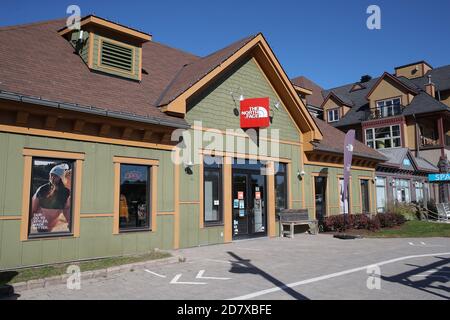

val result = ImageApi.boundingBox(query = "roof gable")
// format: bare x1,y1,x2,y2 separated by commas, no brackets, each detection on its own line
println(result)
160,33,322,142
366,72,418,99
320,92,353,109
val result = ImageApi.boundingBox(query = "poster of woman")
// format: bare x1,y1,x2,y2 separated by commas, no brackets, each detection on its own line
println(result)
29,159,74,235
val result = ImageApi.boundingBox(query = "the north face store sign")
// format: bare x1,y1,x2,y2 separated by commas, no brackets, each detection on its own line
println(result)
240,97,270,128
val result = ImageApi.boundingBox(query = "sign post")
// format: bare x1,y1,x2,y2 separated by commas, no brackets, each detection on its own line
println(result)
343,130,355,228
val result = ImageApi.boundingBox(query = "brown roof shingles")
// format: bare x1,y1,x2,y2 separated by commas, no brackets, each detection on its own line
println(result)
291,76,324,108
0,18,199,127
157,35,256,106
312,118,387,161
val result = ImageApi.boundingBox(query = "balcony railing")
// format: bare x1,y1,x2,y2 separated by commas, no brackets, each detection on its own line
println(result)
421,136,440,148
364,105,404,121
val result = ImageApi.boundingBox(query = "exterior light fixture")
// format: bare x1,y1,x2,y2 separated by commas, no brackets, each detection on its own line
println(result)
297,170,306,179
184,161,193,174
274,101,280,110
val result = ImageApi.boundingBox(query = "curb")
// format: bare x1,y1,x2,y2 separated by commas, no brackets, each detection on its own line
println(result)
1,255,181,295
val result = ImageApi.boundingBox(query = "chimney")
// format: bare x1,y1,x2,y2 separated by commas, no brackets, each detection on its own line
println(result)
425,75,436,98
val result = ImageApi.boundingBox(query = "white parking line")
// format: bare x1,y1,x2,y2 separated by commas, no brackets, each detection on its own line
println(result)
196,270,231,280
144,269,166,278
235,247,262,251
229,252,450,300
170,274,207,285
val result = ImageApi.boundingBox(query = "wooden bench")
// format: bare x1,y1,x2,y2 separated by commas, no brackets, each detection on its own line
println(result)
278,209,318,238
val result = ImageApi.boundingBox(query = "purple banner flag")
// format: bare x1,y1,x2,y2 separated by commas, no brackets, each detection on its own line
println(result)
343,130,355,215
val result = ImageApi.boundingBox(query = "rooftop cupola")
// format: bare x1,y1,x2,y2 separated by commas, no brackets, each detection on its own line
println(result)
58,15,151,81
394,60,432,79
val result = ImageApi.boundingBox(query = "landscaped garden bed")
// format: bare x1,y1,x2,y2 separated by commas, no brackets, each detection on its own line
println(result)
322,212,450,238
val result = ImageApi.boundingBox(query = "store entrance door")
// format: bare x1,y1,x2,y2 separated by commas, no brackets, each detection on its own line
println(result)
232,164,267,239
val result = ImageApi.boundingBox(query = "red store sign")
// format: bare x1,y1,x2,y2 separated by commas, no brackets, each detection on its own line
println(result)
240,97,270,129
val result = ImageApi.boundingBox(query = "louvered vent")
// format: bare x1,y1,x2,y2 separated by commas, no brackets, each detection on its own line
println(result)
100,41,133,72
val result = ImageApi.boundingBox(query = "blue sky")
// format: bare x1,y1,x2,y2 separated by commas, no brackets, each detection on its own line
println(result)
1,0,449,89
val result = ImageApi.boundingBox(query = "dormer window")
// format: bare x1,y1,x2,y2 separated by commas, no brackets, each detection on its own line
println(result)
327,108,340,122
58,15,151,81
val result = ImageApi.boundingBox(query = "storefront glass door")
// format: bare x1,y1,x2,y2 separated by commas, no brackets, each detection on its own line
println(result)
314,176,327,222
232,161,266,239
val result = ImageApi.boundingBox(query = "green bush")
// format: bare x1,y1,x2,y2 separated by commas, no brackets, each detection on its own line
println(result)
386,201,418,221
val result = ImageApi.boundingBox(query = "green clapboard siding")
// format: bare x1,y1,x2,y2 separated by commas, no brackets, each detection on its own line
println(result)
178,55,304,247
0,132,176,269
304,165,375,218
0,216,174,269
186,57,300,142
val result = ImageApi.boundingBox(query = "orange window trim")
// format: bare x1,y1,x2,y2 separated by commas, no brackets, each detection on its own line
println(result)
20,149,84,241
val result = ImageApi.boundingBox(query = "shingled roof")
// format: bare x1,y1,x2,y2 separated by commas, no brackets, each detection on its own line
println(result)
322,70,450,127
0,18,264,130
311,118,387,161
291,76,324,108
0,18,203,127
377,148,438,173
156,35,257,106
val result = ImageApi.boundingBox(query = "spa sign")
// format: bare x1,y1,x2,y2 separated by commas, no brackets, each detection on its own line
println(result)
240,97,270,128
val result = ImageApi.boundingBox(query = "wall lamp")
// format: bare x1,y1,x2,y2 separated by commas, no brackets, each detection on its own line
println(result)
230,88,245,116
184,161,193,175
297,170,306,179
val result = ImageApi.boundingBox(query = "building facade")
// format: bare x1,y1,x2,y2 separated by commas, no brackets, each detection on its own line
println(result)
293,61,450,211
0,16,384,269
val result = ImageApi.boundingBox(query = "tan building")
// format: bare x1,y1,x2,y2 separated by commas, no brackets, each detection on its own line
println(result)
293,61,450,209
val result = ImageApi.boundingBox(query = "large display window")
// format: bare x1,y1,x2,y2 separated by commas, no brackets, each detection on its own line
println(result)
119,164,151,231
203,156,223,226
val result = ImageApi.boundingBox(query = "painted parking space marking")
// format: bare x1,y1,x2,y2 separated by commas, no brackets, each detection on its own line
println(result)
170,274,207,285
408,241,445,247
196,270,231,280
229,252,450,300
235,247,263,251
144,269,167,278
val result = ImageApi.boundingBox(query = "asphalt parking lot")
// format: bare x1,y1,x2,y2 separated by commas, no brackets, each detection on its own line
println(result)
7,234,450,300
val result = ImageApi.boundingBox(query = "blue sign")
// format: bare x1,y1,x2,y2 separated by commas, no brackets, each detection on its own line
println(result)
428,173,450,182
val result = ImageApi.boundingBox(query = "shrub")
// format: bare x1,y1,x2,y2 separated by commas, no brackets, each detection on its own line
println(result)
376,212,406,228
352,214,370,229
322,212,404,233
323,215,346,232
368,215,381,231
386,201,419,220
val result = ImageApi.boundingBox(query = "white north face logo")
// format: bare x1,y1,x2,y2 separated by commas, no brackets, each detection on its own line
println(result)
242,106,269,119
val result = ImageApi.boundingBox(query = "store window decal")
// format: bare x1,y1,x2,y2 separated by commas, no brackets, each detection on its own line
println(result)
29,158,74,236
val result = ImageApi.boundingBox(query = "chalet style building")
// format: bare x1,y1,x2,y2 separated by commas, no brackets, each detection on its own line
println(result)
0,15,386,269
293,61,450,212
